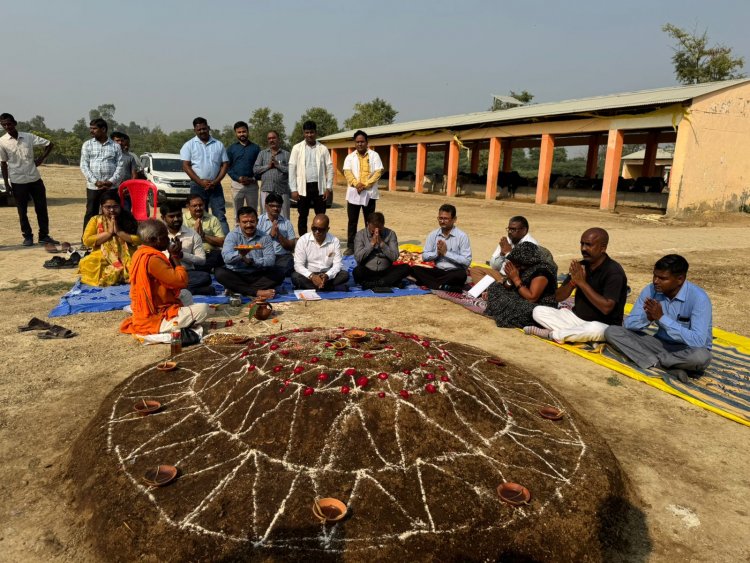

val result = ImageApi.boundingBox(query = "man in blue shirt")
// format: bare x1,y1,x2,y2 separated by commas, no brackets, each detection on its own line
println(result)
605,254,712,384
180,117,230,235
214,206,283,300
226,121,261,220
257,192,296,277
411,204,472,290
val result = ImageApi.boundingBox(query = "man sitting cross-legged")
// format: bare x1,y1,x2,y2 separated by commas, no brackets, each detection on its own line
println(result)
411,203,472,291
292,214,349,291
215,206,283,300
605,254,712,384
182,193,225,273
528,227,628,343
352,211,410,289
257,192,297,278
120,219,209,336
160,200,214,296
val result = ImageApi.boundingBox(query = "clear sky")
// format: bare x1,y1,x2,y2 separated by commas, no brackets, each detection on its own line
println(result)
4,0,748,133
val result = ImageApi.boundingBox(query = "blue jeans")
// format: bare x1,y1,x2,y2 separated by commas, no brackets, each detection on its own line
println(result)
190,182,229,235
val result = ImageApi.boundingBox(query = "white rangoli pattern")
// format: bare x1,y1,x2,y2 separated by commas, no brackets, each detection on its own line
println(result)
106,329,587,554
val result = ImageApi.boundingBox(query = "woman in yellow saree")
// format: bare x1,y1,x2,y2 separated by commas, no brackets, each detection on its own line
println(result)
79,190,141,286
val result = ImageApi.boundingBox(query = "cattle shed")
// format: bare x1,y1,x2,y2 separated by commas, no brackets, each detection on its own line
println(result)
320,79,750,215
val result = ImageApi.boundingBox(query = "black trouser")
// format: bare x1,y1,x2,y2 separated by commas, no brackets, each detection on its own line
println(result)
84,188,106,233
187,269,215,295
297,182,327,235
346,199,376,250
353,264,410,288
215,266,284,297
195,248,224,274
410,266,467,290
273,253,294,278
291,270,350,291
13,179,50,240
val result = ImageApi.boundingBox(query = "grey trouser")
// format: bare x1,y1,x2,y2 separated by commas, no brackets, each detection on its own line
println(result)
605,326,712,373
230,180,259,220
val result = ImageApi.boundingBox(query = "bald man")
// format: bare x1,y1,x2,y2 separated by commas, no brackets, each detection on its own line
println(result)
527,228,628,343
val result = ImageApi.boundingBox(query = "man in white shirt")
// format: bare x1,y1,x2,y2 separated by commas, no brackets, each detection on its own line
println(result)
470,215,541,284
292,214,349,291
0,113,59,246
160,200,214,296
342,130,384,255
288,121,333,236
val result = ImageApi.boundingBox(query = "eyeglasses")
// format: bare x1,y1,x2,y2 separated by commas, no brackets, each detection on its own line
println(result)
102,205,120,211
311,226,328,233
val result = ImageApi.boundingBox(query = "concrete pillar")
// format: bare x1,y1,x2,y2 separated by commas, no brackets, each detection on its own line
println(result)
331,149,342,186
600,129,624,211
585,134,600,178
535,134,555,205
485,137,501,200
642,131,659,177
501,140,513,172
415,143,427,194
389,144,399,191
446,140,460,197
470,141,480,174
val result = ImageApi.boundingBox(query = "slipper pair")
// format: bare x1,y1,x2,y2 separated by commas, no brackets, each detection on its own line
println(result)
44,242,73,254
43,253,81,269
17,317,77,339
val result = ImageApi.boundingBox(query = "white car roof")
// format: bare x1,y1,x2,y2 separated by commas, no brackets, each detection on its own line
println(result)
142,153,182,159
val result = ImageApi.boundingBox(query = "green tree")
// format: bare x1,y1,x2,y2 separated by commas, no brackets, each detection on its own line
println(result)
72,118,89,141
662,23,745,84
290,107,339,144
343,98,398,131
247,107,287,147
89,103,120,130
490,90,534,111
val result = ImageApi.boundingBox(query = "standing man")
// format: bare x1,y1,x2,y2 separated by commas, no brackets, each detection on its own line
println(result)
182,193,225,272
180,117,230,235
254,130,291,219
160,200,214,296
605,254,712,384
226,121,261,219
529,228,628,343
288,121,333,235
111,132,143,181
0,113,59,246
80,118,124,233
342,130,383,255
257,192,296,277
412,204,472,290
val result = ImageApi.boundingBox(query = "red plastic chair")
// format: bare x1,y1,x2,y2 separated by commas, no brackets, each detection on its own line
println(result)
119,180,159,221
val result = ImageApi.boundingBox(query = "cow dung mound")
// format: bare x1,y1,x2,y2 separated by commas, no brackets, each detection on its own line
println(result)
68,327,628,562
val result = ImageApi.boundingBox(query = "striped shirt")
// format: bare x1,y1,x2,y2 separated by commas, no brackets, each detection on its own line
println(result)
253,148,290,194
80,138,124,190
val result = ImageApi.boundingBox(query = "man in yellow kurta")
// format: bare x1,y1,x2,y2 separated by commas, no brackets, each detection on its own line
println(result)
342,130,383,255
120,219,209,336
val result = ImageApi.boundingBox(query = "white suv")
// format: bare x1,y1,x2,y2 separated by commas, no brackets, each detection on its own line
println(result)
140,152,193,205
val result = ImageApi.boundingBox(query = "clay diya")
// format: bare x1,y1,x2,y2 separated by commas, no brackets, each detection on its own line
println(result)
133,399,161,415
143,465,178,487
344,329,367,342
312,497,347,523
231,336,251,344
156,361,177,372
539,406,565,421
332,340,348,350
497,482,531,506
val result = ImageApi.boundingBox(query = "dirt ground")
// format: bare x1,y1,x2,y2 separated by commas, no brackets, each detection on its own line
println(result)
1,165,749,562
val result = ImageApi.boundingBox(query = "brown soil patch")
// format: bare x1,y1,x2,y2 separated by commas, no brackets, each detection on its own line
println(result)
69,328,626,562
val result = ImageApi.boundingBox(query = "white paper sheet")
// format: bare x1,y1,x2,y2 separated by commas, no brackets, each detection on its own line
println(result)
294,289,322,301
468,274,495,298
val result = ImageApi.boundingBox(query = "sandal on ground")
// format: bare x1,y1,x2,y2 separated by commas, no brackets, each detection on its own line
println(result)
18,317,53,332
43,256,68,269
37,325,77,339
44,242,61,253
